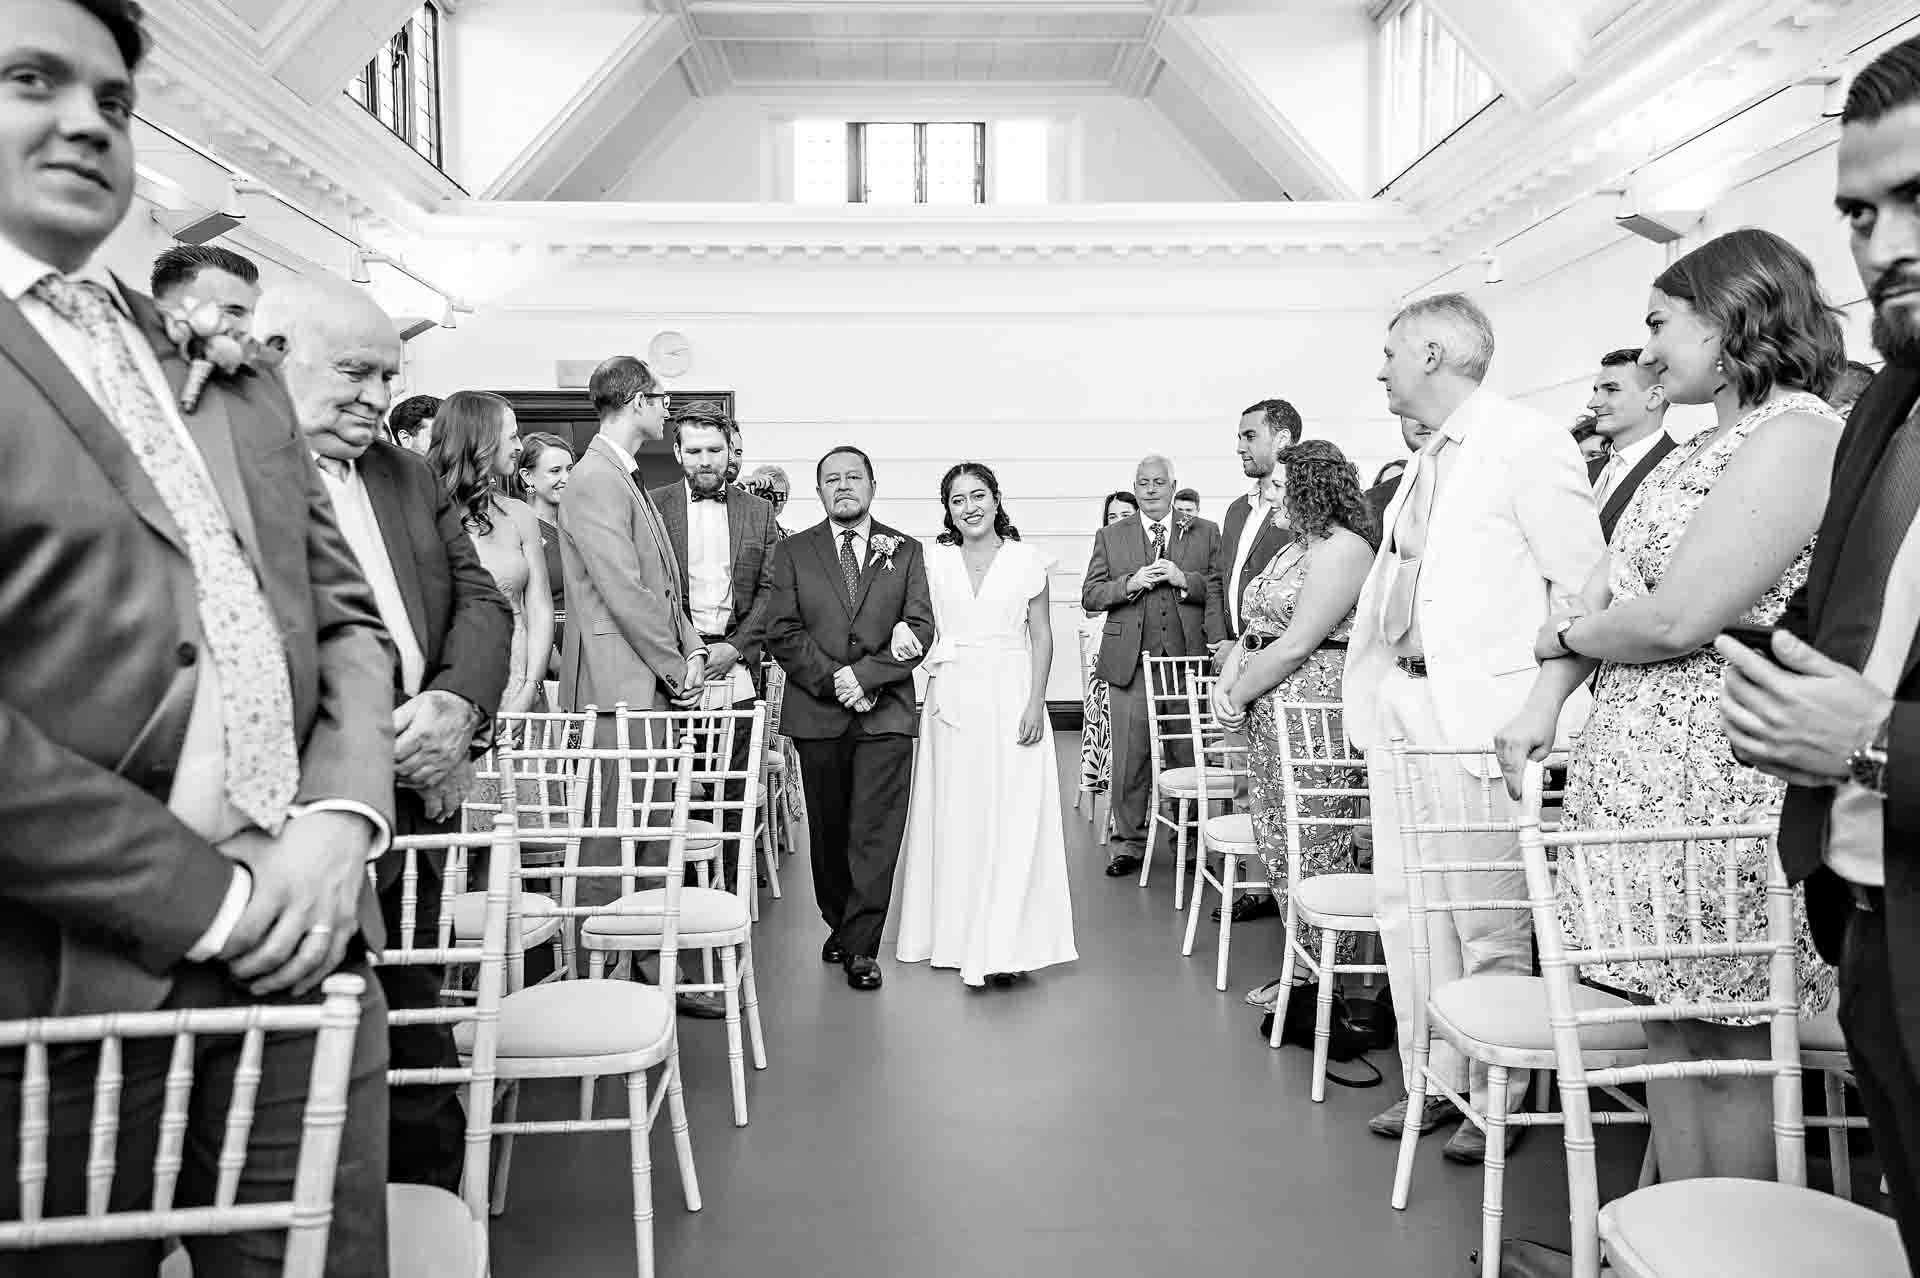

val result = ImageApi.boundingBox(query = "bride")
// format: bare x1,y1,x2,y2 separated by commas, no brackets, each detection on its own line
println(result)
891,463,1078,988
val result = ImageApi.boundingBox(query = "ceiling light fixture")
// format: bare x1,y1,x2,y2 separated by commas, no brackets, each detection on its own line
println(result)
1482,255,1504,285
349,250,371,284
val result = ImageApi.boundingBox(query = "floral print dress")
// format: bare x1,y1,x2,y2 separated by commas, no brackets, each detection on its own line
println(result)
1559,392,1840,1019
1242,538,1359,965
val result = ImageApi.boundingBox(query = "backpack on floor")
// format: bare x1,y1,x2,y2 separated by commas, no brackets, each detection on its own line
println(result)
1259,988,1383,1088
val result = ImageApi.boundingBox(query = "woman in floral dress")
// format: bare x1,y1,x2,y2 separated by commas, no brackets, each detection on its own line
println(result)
1080,492,1140,816
1496,228,1845,1183
1212,442,1377,1003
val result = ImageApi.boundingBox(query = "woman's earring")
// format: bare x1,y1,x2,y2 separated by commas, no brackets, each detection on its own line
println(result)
1715,358,1725,373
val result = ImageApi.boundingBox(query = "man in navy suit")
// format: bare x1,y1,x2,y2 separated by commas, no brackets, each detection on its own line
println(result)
1586,347,1680,542
1206,399,1301,660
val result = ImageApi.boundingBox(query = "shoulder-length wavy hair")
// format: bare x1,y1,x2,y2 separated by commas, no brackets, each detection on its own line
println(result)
1100,490,1138,528
937,462,1021,546
1652,228,1846,406
427,389,514,536
1280,440,1376,548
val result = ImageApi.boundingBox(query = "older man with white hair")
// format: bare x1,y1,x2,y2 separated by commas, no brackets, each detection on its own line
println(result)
1082,453,1221,878
1344,293,1602,1159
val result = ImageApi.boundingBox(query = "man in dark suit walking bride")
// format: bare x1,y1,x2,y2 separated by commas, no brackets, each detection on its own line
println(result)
766,446,934,990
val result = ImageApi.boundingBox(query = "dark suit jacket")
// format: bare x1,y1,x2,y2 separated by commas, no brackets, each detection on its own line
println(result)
1778,363,1920,1039
1205,497,1290,644
650,482,780,686
1596,433,1678,542
1082,513,1218,687
0,283,396,1018
766,521,933,739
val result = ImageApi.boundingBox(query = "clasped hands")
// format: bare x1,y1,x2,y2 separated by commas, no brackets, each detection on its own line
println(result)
834,666,876,713
216,810,373,999
1128,558,1184,596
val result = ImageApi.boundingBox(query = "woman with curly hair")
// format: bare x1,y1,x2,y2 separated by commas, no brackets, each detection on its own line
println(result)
891,463,1078,988
426,391,554,717
1495,226,1844,1182
1211,440,1378,1007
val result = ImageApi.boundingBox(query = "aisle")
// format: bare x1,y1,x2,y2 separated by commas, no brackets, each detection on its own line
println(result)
487,739,1620,1277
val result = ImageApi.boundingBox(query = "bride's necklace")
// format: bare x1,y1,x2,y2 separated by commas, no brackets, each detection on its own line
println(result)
961,536,1003,587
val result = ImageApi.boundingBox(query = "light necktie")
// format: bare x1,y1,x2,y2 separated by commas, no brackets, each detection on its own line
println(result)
839,528,862,604
1817,405,1920,666
1594,453,1628,507
1381,434,1448,645
34,275,298,832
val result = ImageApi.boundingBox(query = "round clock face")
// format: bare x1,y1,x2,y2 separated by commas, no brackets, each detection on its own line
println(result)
648,330,692,378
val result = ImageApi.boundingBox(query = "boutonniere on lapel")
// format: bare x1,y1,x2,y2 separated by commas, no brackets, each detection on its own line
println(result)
157,299,255,414
870,533,902,571
1172,515,1193,540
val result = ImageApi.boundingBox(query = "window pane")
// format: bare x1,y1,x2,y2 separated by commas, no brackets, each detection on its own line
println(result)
924,123,980,205
992,119,1048,203
1379,0,1495,176
793,120,848,203
861,123,915,204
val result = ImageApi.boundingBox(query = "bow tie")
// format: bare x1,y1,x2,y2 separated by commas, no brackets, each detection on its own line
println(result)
690,486,728,503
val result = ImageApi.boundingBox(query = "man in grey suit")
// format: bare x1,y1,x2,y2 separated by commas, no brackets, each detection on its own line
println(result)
0,2,395,1271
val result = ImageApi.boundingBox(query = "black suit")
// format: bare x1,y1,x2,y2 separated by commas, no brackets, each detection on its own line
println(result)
1776,361,1920,1257
356,441,512,1191
1594,433,1679,541
1205,497,1290,644
766,521,933,956
649,482,780,684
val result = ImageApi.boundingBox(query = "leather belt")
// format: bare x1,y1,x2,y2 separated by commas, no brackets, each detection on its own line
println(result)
1395,656,1428,678
1241,633,1347,653
1850,882,1886,913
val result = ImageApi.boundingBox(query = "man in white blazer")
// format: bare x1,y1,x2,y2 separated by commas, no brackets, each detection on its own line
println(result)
1343,293,1603,1160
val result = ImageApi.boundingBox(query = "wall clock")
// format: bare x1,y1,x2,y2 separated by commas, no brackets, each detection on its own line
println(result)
648,330,693,378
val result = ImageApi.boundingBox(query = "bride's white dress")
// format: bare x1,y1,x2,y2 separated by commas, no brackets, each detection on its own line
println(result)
894,540,1078,985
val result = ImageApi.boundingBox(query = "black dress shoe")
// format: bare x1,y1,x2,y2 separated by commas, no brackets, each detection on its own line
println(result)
821,938,846,965
844,956,882,990
1213,893,1280,923
1104,853,1142,877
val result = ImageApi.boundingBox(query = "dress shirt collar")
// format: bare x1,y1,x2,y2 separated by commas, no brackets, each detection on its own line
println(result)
1431,382,1502,446
830,516,872,544
1606,424,1673,474
0,236,125,313
312,452,357,481
598,433,641,476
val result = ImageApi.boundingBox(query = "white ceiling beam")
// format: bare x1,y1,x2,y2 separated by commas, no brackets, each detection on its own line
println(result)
1421,0,1585,111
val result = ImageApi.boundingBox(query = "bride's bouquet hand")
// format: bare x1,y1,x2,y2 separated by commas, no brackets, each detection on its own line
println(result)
890,622,924,661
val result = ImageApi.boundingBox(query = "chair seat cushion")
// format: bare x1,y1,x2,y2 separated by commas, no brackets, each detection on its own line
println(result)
1600,1178,1905,1278
388,1183,482,1278
455,979,672,1058
581,888,749,939
1203,813,1256,847
1158,767,1237,798
1429,973,1645,1054
1800,1007,1846,1054
450,891,560,947
1294,873,1375,920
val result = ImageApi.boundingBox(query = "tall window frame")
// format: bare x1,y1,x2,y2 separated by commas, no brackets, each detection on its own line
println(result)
1375,0,1497,182
346,2,445,170
845,122,986,205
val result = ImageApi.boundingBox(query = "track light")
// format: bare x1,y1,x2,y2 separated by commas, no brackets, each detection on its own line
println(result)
1822,77,1846,119
1482,255,1504,285
1613,180,1639,223
439,299,458,330
349,250,371,284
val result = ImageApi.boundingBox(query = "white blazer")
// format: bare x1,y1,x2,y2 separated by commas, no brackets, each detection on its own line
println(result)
1343,384,1605,767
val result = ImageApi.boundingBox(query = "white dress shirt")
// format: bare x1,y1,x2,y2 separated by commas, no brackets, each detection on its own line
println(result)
1824,506,1920,887
317,458,426,696
0,238,384,962
1594,426,1672,506
684,484,756,703
1226,481,1280,634
832,516,873,571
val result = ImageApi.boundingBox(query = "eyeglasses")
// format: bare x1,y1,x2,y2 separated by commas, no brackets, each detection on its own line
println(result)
633,390,671,407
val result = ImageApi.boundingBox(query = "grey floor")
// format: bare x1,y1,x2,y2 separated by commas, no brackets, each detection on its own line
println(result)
487,740,1647,1278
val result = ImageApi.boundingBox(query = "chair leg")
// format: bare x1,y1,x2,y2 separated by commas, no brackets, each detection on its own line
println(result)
742,936,768,1070
1310,931,1339,1103
1139,781,1161,890
1269,922,1301,1052
1824,1071,1853,1201
720,946,748,1128
582,949,609,1119
1215,853,1237,991
1637,1128,1659,1188
665,1052,701,1211
764,795,784,900
1181,848,1208,958
1097,793,1111,847
1392,1034,1431,1210
490,1082,519,1217
1481,1065,1511,1278
625,1071,657,1278
1172,801,1190,912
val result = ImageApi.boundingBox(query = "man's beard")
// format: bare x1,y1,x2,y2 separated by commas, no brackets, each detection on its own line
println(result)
689,470,725,494
1873,304,1920,367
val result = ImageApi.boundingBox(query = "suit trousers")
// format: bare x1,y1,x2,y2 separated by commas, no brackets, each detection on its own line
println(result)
1839,902,1920,1269
0,958,390,1278
795,729,915,958
1104,664,1193,854
375,792,464,1193
1366,669,1532,1110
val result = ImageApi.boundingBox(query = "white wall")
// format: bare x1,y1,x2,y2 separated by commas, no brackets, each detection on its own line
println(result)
404,251,1408,699
597,95,1236,203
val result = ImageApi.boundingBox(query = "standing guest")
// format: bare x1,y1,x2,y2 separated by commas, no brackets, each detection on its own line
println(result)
254,280,512,1194
1211,442,1377,1004
1587,347,1680,541
1344,292,1602,1160
514,430,573,652
1366,416,1432,528
1174,487,1202,520
893,463,1077,987
1102,489,1140,527
744,463,793,534
1206,400,1301,662
1571,414,1610,465
766,446,934,992
0,5,398,1267
388,392,439,456
1832,357,1879,418
1717,41,1920,1265
1079,491,1140,808
1496,228,1844,1185
1083,454,1221,879
426,392,553,719
149,243,259,336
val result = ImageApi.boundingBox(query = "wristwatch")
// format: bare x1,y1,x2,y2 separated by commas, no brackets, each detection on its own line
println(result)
1847,714,1892,797
1555,616,1582,657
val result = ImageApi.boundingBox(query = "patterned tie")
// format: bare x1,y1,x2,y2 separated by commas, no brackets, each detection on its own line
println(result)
689,485,727,503
1148,521,1167,562
33,275,299,832
839,528,862,605
1817,406,1920,666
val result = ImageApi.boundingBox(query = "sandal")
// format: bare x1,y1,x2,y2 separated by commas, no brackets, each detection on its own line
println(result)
1244,976,1287,1008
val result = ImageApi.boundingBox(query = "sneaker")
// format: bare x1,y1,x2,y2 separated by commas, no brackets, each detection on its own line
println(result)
1442,1118,1524,1164
1367,1093,1463,1138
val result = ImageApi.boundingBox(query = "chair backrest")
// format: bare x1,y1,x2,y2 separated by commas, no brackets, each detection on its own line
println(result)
466,711,598,866
1273,701,1370,880
1517,765,1795,1278
0,975,366,1274
501,728,700,994
1145,655,1215,771
625,704,766,903
370,811,518,1224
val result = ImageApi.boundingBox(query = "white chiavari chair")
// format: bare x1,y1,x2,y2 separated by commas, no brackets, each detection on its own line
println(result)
1389,745,1654,1278
1142,655,1236,909
374,813,515,1278
582,706,770,1127
1184,682,1261,988
469,736,703,1278
1517,767,1905,1278
0,976,365,1277
1264,703,1387,1099
1798,1009,1868,1199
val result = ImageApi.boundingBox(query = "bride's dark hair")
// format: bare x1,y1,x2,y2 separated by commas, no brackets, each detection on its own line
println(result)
936,462,1021,546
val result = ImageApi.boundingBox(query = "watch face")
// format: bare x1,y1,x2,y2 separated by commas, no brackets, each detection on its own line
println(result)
1850,747,1887,791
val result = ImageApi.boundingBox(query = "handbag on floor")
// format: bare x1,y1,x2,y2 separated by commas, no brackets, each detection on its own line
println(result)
1258,987,1383,1087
